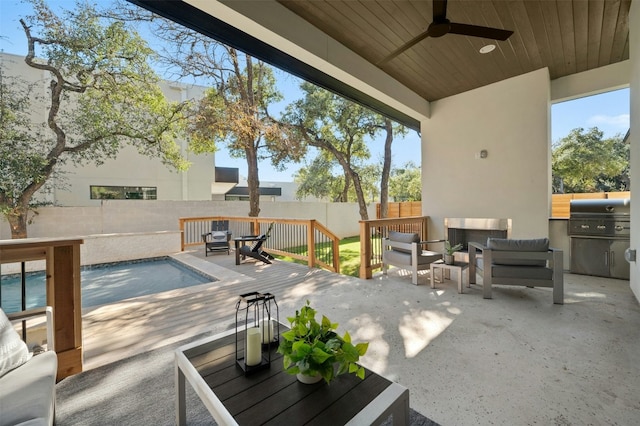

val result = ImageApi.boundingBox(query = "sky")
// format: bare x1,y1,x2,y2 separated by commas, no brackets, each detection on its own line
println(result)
0,0,631,182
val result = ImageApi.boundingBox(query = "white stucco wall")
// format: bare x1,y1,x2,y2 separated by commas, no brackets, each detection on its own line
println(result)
629,0,639,300
54,144,214,206
421,68,551,240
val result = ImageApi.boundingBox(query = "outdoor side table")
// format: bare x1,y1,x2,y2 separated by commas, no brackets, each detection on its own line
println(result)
430,260,470,293
175,327,410,425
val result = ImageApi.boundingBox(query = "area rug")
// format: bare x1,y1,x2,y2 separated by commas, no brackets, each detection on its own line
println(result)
56,331,438,425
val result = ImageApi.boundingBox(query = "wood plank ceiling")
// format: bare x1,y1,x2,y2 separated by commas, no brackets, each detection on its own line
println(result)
277,0,631,102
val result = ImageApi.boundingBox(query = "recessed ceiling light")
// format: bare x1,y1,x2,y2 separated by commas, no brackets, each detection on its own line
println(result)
479,44,496,54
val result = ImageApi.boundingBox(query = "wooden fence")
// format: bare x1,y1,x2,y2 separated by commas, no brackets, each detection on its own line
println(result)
376,201,422,219
378,192,631,220
551,191,631,218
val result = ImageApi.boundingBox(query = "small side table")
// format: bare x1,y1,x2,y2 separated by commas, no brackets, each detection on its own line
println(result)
430,260,470,294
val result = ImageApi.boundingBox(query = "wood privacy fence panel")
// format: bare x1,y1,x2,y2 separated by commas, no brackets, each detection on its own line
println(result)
379,193,630,220
551,191,631,218
376,201,422,218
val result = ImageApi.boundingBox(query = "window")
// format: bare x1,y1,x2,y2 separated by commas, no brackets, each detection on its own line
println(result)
90,186,157,200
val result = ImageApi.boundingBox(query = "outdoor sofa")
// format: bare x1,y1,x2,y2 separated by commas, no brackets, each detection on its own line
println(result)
0,307,57,426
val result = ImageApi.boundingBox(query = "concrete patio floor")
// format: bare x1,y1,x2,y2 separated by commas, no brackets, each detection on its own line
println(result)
78,249,640,425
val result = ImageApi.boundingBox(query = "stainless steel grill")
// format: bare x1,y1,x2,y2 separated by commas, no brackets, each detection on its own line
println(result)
569,198,630,279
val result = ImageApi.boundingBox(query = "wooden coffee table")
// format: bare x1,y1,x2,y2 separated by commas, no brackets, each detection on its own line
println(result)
175,327,410,425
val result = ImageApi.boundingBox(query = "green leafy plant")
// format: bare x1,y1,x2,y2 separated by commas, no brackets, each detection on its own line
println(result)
445,240,463,255
277,300,369,384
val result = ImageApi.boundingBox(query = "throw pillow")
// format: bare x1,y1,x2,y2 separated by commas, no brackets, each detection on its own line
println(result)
0,308,32,377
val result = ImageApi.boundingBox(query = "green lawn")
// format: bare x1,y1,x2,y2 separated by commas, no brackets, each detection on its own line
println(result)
277,236,361,277
337,236,361,277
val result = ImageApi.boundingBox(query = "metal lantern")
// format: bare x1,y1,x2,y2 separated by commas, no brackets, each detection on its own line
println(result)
260,292,280,348
235,292,273,375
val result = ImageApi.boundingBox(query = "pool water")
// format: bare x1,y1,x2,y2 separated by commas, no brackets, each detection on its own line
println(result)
0,258,214,313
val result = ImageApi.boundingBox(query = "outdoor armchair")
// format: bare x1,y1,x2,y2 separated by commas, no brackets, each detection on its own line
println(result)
382,231,445,285
468,238,564,304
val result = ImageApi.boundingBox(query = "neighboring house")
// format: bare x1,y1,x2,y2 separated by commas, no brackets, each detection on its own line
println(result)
1,52,301,206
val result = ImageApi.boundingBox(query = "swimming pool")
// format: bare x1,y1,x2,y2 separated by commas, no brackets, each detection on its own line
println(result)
0,257,215,313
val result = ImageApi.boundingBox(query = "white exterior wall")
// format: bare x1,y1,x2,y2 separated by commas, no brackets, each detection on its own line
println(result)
422,69,551,240
630,0,639,300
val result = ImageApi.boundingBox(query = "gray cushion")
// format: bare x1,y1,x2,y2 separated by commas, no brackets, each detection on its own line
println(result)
388,231,419,254
492,265,553,280
487,238,549,266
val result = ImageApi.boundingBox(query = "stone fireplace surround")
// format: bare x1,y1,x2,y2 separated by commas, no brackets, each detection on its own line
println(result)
444,218,512,255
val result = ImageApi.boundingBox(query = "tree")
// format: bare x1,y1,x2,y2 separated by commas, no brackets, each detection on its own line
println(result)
294,155,339,201
283,83,386,220
0,0,190,238
294,154,380,203
552,127,629,193
377,117,408,217
389,162,422,201
187,53,301,216
114,3,305,217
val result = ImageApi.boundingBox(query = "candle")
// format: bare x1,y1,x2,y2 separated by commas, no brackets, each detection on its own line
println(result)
260,319,274,344
245,327,262,366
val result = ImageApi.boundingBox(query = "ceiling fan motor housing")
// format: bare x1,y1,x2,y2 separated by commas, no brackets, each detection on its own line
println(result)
428,19,451,38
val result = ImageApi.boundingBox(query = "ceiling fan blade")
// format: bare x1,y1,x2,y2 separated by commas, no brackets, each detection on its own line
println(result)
433,0,448,21
448,22,513,41
377,29,430,66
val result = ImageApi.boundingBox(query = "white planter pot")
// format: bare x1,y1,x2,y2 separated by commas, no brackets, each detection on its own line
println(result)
296,373,322,384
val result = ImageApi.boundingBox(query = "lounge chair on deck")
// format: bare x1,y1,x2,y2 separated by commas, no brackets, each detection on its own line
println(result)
239,222,275,264
202,220,232,256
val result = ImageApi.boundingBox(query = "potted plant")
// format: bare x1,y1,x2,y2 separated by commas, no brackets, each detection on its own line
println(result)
444,240,463,265
277,300,369,384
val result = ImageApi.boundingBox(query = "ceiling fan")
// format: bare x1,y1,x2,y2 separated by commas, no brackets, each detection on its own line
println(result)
378,0,513,66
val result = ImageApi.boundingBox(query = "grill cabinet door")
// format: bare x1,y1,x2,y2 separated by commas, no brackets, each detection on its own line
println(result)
570,238,610,277
609,240,630,280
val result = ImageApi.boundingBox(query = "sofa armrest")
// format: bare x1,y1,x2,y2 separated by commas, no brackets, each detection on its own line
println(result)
468,242,486,251
8,307,54,352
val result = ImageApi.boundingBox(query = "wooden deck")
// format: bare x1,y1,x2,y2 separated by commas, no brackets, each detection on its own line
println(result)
81,249,364,370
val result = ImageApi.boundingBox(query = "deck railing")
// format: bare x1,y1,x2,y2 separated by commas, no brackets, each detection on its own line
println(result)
359,216,430,279
179,217,340,273
0,237,84,379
